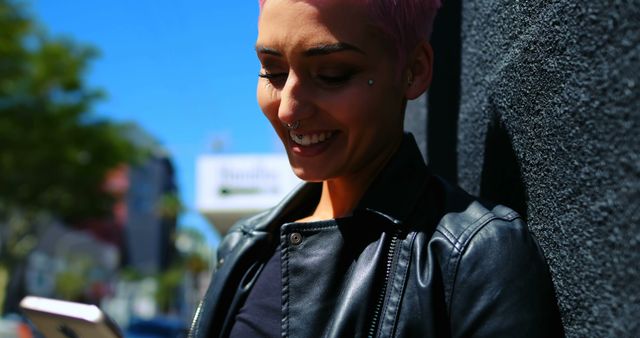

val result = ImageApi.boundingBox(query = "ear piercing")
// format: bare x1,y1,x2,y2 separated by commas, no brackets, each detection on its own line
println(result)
368,79,375,86
286,121,300,130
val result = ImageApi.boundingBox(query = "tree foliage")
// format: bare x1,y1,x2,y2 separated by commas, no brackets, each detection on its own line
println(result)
0,0,142,222
0,0,150,288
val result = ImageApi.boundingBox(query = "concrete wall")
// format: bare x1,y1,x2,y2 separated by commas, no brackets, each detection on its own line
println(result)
406,1,640,337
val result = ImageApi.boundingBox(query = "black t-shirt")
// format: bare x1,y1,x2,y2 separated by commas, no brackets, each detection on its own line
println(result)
228,247,281,338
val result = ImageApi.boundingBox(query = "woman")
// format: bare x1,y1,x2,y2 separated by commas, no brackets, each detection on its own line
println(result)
190,0,564,337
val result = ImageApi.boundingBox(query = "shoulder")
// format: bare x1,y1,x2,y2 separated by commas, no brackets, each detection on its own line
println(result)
214,209,273,270
423,177,549,302
425,175,530,256
435,200,541,298
435,200,526,256
423,181,563,336
433,200,536,287
214,182,320,270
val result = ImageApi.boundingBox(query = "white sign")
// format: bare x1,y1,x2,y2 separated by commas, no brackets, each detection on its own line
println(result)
196,154,301,232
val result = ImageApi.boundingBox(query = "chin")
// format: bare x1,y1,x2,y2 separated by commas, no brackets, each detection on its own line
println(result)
290,165,328,183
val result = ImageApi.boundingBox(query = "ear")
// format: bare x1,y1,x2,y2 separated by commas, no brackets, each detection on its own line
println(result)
404,41,433,100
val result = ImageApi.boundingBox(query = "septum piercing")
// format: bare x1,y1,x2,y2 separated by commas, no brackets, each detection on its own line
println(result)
286,120,300,130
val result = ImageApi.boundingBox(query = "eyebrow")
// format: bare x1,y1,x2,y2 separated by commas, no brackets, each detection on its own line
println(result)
255,42,366,57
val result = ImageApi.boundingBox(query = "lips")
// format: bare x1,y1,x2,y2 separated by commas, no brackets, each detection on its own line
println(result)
289,130,334,146
287,130,338,158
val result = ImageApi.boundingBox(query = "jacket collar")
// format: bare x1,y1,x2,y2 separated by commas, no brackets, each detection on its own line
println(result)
354,132,430,225
251,133,430,232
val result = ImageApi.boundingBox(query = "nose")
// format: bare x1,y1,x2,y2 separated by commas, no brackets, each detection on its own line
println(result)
278,72,314,126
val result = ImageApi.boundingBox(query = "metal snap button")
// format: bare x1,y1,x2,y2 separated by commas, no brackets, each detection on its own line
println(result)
289,232,303,245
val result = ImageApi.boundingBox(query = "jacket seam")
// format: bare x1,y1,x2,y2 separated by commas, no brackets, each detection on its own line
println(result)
445,215,520,317
377,235,403,338
288,225,339,232
281,242,290,338
436,209,519,256
390,232,417,338
453,212,494,250
435,226,457,249
440,211,494,295
444,215,492,315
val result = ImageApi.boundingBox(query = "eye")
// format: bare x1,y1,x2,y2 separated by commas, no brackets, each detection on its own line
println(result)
258,72,287,88
316,73,353,86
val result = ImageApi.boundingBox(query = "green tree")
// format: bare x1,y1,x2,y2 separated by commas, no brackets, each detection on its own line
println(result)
155,227,211,314
0,0,146,311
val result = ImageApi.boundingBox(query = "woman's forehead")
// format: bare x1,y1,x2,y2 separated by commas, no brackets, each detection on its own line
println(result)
259,0,370,29
257,0,378,52
259,0,367,11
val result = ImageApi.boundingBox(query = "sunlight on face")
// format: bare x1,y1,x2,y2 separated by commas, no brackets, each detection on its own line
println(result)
256,0,406,183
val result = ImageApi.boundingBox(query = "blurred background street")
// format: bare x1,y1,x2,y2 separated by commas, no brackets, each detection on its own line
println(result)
0,1,298,336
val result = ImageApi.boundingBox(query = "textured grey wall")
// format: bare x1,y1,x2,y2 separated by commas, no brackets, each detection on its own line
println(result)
404,93,427,157
422,0,640,337
459,2,640,337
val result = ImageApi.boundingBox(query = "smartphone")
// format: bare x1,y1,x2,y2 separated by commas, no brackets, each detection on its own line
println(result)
19,296,123,338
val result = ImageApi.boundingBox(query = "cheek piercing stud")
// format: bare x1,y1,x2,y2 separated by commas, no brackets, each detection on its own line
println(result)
368,79,375,86
286,121,300,130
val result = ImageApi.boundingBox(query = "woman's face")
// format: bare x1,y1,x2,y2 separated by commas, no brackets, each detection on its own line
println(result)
256,0,406,182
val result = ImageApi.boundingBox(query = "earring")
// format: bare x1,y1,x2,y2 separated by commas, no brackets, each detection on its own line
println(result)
368,79,375,86
286,121,300,130
407,72,414,85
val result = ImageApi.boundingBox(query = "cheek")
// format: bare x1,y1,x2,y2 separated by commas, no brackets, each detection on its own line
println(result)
257,82,287,140
257,82,280,122
323,89,394,129
318,89,374,125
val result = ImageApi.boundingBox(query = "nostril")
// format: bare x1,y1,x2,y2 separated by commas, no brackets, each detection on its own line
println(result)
286,121,301,130
276,78,316,124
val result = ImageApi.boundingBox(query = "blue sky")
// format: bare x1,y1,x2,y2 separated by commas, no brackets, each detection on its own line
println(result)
32,1,283,246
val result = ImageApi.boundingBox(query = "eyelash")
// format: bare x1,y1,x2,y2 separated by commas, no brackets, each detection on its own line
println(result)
258,72,286,79
317,74,353,85
258,72,354,87
258,72,287,88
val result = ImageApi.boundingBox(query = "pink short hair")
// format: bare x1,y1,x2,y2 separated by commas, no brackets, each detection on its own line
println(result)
258,0,442,67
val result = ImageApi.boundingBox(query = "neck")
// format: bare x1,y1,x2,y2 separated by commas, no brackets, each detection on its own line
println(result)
298,135,403,222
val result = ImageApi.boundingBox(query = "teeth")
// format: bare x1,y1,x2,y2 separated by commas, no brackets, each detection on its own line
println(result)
290,131,334,146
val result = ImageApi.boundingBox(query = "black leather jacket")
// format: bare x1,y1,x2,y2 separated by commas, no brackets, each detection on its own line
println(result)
189,134,564,338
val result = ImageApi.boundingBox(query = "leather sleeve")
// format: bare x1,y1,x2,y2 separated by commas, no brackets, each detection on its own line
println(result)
447,216,565,338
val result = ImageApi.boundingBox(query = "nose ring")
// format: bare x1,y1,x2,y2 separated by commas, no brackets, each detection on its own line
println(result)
286,121,300,130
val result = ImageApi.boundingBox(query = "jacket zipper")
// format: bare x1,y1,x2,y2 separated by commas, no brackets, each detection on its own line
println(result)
367,229,401,338
188,300,204,337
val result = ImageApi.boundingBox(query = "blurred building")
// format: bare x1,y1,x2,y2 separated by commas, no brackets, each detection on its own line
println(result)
196,154,300,235
25,221,120,302
19,153,178,309
124,156,178,275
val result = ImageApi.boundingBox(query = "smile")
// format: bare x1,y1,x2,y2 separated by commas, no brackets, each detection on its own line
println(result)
289,130,334,146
